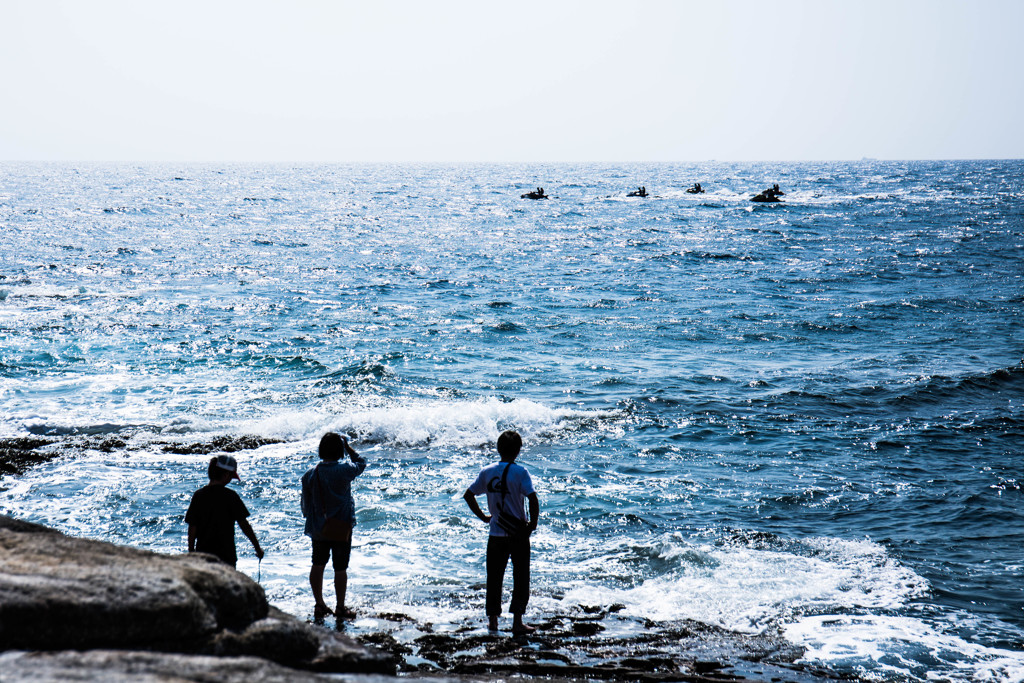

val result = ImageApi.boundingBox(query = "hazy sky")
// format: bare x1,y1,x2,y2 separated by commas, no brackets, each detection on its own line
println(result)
2,1,1022,162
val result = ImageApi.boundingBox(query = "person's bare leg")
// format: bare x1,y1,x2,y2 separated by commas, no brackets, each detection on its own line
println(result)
335,570,356,619
488,615,499,631
512,613,535,635
310,564,333,619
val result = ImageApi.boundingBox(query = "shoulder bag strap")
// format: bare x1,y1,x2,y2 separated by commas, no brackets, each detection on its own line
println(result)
498,462,513,514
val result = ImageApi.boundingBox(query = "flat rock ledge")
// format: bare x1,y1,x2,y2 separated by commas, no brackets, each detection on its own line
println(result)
357,609,833,683
0,515,395,680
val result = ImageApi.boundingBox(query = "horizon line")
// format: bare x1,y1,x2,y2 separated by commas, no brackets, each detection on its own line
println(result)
2,157,1023,165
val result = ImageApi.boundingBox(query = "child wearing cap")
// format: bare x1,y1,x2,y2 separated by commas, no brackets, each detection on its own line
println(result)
185,454,264,568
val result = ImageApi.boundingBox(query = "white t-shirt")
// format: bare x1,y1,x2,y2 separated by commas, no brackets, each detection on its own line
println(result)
468,461,535,537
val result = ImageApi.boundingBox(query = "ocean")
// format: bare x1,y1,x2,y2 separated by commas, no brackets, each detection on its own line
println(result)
1,160,1022,681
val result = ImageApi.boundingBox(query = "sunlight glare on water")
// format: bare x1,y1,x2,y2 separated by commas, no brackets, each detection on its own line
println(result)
1,161,1023,681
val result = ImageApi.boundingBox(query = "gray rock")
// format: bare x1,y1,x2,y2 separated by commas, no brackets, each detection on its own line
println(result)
0,515,266,651
0,649,339,682
0,516,396,677
212,607,321,664
213,606,396,674
309,626,399,674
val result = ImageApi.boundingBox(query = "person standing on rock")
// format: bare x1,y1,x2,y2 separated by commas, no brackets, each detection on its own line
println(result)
301,432,367,621
463,430,540,635
185,454,264,568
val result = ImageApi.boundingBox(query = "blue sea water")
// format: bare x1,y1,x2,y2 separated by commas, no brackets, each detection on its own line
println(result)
1,161,1023,681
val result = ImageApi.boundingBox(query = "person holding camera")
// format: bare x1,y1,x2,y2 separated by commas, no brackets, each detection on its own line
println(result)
301,432,367,621
463,430,540,634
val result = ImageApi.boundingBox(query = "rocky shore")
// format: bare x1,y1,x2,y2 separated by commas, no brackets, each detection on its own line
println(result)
0,437,851,683
0,512,852,683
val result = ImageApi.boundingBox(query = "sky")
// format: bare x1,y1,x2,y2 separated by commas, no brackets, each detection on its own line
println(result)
1,0,1022,162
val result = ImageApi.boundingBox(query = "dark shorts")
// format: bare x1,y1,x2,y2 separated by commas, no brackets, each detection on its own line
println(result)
195,543,237,568
312,537,352,571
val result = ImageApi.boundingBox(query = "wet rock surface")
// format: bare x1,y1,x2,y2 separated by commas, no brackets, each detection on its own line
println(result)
351,606,846,683
0,437,56,475
0,433,282,475
159,434,285,455
0,515,395,678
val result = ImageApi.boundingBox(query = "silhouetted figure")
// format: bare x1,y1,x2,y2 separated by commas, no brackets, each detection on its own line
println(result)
627,186,648,197
301,432,367,622
186,455,264,568
521,187,548,199
464,430,540,635
686,183,704,194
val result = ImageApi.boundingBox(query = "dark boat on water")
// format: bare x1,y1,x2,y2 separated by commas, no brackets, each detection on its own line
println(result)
751,184,785,203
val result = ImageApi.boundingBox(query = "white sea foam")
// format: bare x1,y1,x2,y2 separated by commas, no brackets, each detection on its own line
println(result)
557,534,925,634
241,396,615,448
784,615,1024,682
2,385,614,452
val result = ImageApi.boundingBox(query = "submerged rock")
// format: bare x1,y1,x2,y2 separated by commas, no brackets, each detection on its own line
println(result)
160,435,284,455
0,433,284,478
0,438,56,475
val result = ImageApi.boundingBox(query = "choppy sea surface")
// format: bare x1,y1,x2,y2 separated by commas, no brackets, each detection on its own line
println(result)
1,161,1023,681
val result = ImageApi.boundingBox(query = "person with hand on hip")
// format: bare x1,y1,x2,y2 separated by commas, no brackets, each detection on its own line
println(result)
463,430,540,634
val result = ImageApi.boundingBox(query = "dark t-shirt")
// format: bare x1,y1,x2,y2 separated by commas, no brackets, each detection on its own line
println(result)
185,484,250,566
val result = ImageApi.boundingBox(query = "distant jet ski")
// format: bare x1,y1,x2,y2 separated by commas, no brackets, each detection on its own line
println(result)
751,184,784,203
751,191,782,203
686,183,705,194
521,187,548,199
626,186,649,197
